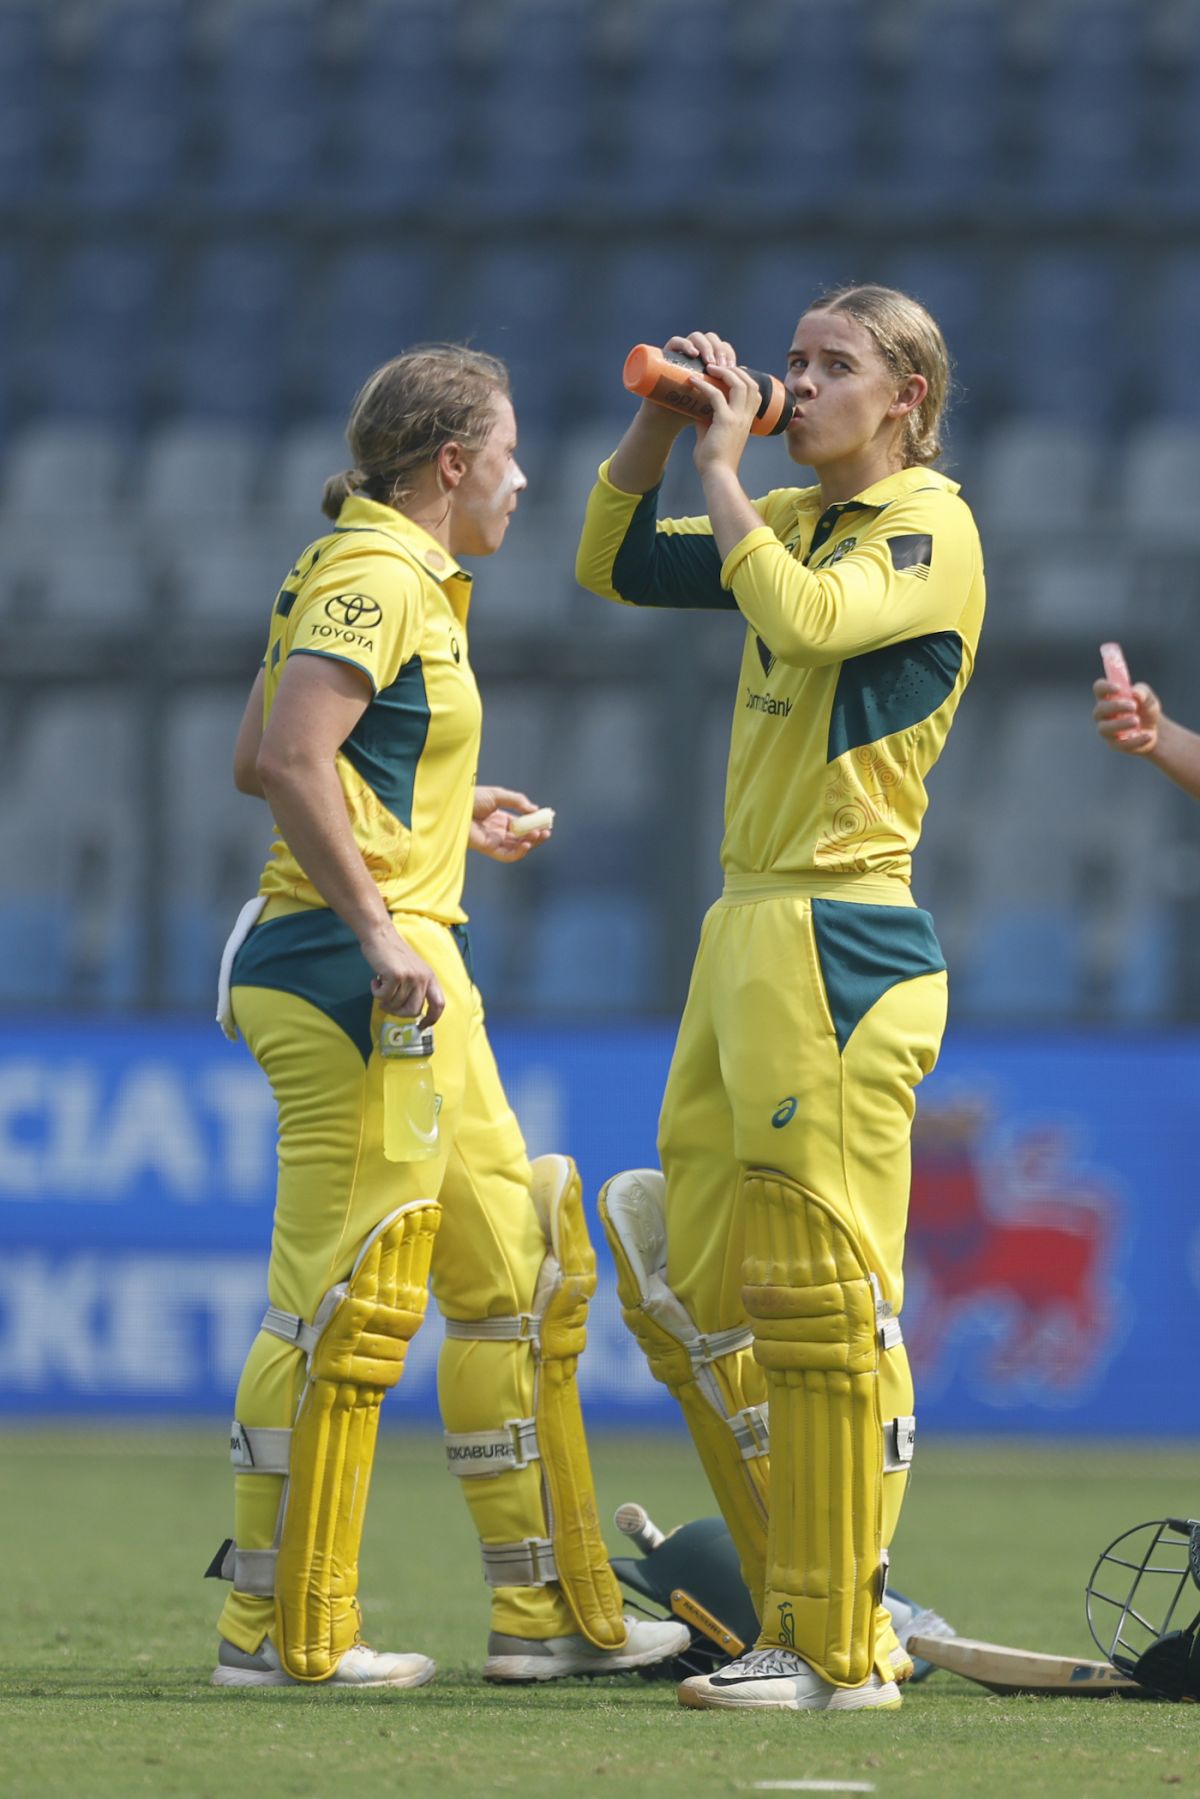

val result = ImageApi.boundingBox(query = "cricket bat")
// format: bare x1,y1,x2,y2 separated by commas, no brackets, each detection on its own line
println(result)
906,1633,1146,1697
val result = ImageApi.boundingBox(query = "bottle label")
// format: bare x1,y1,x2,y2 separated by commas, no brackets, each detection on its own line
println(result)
380,1018,432,1059
648,374,712,419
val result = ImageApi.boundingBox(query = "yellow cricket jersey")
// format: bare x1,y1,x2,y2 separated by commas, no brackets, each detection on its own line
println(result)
258,494,481,923
576,461,985,887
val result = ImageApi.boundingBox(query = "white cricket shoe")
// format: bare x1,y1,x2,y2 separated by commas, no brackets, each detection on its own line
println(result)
484,1616,690,1682
678,1646,902,1712
883,1590,957,1684
212,1636,436,1690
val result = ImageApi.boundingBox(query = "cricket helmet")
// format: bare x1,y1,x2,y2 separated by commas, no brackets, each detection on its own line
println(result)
610,1513,760,1679
1086,1516,1200,1701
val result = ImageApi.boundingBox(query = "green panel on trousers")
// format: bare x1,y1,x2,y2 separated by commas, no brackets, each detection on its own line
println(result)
811,899,946,1053
232,909,376,1064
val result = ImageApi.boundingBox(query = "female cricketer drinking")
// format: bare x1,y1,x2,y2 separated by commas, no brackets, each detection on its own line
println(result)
208,346,687,1690
577,287,985,1712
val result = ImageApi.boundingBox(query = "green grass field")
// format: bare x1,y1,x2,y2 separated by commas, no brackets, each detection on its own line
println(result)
1,1429,1198,1798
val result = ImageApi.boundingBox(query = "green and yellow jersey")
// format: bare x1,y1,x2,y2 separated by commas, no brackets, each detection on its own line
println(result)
258,494,481,923
576,461,985,889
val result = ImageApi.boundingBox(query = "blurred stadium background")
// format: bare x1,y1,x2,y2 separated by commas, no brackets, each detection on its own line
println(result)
1,0,1198,1436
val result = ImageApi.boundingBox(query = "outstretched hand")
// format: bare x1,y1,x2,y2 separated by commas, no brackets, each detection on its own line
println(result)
1092,678,1161,756
469,785,553,861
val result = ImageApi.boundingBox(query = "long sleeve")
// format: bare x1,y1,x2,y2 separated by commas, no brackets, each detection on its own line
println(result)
575,457,738,611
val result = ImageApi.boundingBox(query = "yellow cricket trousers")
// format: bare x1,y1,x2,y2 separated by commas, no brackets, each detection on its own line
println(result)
658,876,948,1675
218,898,579,1653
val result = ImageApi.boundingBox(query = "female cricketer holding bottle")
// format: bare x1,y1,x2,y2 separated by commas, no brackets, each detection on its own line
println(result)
577,287,985,1713
208,345,687,1691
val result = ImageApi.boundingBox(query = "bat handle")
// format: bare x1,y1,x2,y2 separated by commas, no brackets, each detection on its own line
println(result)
614,1501,665,1554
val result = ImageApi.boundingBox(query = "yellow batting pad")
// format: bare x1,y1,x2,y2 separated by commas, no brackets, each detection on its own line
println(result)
274,1199,440,1682
741,1169,881,1687
599,1170,770,1611
530,1156,627,1651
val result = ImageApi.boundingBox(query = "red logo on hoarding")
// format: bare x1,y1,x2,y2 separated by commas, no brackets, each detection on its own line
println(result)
905,1100,1123,1402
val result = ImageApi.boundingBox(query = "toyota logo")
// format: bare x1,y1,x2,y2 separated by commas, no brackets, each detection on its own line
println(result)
325,593,382,629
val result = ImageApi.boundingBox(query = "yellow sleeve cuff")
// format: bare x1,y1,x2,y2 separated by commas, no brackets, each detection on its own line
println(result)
719,524,780,589
596,453,643,499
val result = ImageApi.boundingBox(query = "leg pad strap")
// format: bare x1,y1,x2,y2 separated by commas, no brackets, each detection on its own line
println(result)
445,1418,540,1477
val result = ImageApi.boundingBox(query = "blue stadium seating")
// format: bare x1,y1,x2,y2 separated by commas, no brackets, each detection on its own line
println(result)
470,2,593,218
722,2,866,210
441,246,575,429
26,246,165,423
73,96,186,211
164,243,298,422
85,0,190,89
300,245,441,417
1025,4,1144,216
875,2,1004,211
596,2,729,214
1140,252,1200,419
564,245,714,415
999,250,1123,428
331,3,460,213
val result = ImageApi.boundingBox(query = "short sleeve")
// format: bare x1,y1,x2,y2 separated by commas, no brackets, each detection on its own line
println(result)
285,552,424,694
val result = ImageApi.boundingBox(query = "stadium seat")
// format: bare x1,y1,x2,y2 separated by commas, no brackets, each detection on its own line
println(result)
875,1,1003,211
442,247,575,431
1139,253,1200,419
72,96,186,212
332,2,460,214
998,250,1123,427
166,527,296,629
1023,2,1144,216
469,2,592,219
301,246,441,417
0,696,146,1003
1022,550,1131,640
0,420,130,518
1113,421,1200,546
564,245,714,416
165,244,298,423
260,420,349,534
722,2,866,210
160,693,272,1004
973,418,1103,536
18,538,152,626
596,1,729,214
24,245,165,424
137,422,265,530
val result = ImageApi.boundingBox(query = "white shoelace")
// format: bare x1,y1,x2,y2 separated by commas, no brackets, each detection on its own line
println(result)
721,1647,812,1679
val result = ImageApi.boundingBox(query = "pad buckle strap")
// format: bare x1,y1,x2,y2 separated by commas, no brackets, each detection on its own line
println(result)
480,1537,559,1588
443,1313,541,1344
445,1417,540,1478
261,1305,320,1357
208,1539,278,1597
230,1421,292,1475
730,1403,770,1460
689,1324,754,1370
884,1414,916,1473
871,1274,904,1352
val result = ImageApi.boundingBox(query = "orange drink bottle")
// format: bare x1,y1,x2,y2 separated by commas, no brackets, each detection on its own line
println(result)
623,344,794,436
